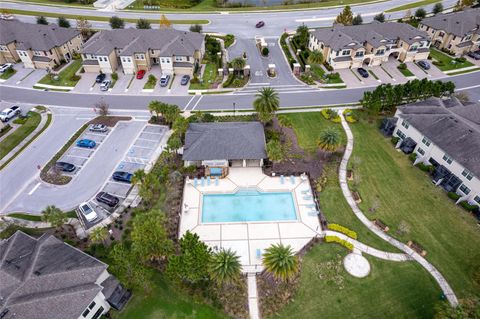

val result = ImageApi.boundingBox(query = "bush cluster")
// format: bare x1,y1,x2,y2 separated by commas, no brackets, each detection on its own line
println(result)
447,192,461,200
325,235,354,250
328,224,358,239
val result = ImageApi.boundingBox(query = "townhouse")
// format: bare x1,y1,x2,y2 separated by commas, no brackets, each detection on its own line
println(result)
308,21,431,70
389,97,480,208
419,8,480,56
80,28,204,75
0,20,82,70
0,231,131,319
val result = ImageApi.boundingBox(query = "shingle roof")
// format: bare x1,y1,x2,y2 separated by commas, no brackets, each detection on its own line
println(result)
183,122,267,161
311,21,429,51
81,28,204,57
0,20,80,51
0,231,108,319
420,8,480,37
397,97,480,177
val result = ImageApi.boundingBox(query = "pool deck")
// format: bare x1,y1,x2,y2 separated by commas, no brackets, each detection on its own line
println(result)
180,167,321,273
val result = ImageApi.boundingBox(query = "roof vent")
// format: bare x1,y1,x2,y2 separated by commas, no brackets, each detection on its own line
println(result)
34,270,41,276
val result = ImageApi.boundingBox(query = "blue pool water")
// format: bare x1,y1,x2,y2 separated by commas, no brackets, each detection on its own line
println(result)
202,189,297,223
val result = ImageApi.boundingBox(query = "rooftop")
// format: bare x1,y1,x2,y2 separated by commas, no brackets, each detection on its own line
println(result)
420,8,480,37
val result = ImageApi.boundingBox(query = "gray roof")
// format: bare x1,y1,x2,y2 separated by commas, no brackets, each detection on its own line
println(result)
81,28,204,57
420,8,480,37
0,20,80,51
397,97,480,177
183,122,267,161
0,231,108,319
311,21,429,51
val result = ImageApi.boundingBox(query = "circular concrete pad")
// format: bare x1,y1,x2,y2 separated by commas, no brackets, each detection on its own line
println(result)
343,253,371,278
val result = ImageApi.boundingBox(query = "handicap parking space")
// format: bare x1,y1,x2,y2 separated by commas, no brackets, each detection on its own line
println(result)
128,147,154,160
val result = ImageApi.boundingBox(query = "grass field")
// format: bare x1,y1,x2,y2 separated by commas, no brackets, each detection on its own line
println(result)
273,244,442,319
0,68,16,80
0,111,41,160
429,48,474,71
397,65,415,77
38,59,82,87
386,0,439,12
349,112,480,298
189,63,219,90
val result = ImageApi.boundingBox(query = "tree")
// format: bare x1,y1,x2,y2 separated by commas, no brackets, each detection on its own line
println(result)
253,87,280,124
109,16,124,29
89,227,108,244
148,100,164,119
189,24,203,33
136,18,151,29
109,243,150,291
41,205,67,228
167,133,182,154
163,104,180,125
307,50,324,65
172,116,189,137
76,17,92,38
159,14,171,29
352,14,363,25
231,57,246,76
209,248,241,285
317,127,341,153
57,16,71,28
266,139,284,162
131,169,146,186
432,2,444,14
36,16,48,25
262,243,299,282
415,8,427,19
95,99,109,116
335,5,353,25
434,297,480,319
295,24,310,48
373,12,385,23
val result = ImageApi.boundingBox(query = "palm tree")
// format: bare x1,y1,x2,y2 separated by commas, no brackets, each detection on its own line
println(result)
41,205,67,228
262,243,299,282
209,248,241,285
277,115,292,131
308,50,324,65
131,169,146,186
266,139,284,162
253,87,280,124
317,127,341,153
231,57,246,76
89,227,109,245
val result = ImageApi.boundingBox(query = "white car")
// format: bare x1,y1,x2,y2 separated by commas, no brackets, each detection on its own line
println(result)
0,63,13,73
78,202,98,222
100,79,111,91
0,106,21,122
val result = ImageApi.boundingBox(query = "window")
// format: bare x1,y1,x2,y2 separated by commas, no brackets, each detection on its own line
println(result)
161,58,165,63
91,307,104,319
89,301,96,309
426,26,430,31
409,45,418,52
354,51,364,57
151,50,155,54
401,120,409,129
443,154,453,164
341,49,350,56
422,136,431,147
82,309,90,317
439,32,445,37
417,147,425,156
462,169,474,181
474,195,480,205
453,36,456,41
459,184,470,195
464,34,472,41
375,49,385,56
396,129,406,139
175,56,183,62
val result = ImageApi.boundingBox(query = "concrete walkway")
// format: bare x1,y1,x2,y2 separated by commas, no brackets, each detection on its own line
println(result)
247,273,260,319
338,111,458,306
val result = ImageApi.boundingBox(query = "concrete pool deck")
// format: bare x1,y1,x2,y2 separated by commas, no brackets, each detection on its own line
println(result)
179,167,321,272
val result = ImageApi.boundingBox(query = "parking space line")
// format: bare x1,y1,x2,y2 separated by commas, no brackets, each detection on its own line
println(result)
86,133,109,137
136,137,158,142
28,183,41,195
108,180,133,186
65,154,90,160
130,145,155,150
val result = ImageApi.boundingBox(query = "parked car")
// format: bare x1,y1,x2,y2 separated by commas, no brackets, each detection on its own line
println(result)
76,139,96,148
100,79,111,91
467,51,480,60
0,13,14,20
136,70,146,79
180,75,190,86
78,202,98,222
55,161,76,172
0,63,13,73
357,67,369,78
96,73,106,83
159,74,170,87
96,191,120,207
255,21,265,28
417,60,431,70
0,105,21,122
112,171,133,183
89,124,108,133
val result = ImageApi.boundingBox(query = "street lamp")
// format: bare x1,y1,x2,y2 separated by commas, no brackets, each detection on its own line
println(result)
233,102,236,117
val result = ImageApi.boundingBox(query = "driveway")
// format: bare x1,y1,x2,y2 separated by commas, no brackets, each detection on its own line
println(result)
2,64,33,85
381,61,409,83
337,69,364,88
73,73,97,93
19,69,47,88
128,73,148,93
369,66,393,84
111,73,133,94
168,75,189,96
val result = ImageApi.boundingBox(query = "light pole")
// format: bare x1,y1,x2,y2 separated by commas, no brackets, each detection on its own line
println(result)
233,102,236,117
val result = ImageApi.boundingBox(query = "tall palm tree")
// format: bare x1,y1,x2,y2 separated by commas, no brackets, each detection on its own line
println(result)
131,169,146,186
317,127,341,153
231,57,246,76
209,248,241,285
41,205,67,228
262,243,299,282
89,227,109,245
308,50,324,65
266,139,284,162
253,87,280,123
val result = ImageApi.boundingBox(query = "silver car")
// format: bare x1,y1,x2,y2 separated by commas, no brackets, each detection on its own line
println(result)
89,124,108,133
100,79,111,91
78,202,98,222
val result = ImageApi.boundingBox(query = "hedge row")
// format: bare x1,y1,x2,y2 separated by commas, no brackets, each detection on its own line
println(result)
325,235,354,251
328,223,358,239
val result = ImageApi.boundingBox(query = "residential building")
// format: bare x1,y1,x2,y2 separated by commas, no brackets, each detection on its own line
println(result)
390,97,480,208
0,20,82,70
418,8,480,56
308,21,431,70
183,122,267,168
0,231,131,319
80,28,204,75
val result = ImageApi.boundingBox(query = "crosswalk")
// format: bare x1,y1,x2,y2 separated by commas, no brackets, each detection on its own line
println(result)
234,82,319,95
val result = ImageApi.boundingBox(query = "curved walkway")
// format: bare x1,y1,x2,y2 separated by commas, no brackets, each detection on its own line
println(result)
338,111,458,306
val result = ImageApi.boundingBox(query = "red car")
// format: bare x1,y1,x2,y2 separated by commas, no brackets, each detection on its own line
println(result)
136,70,146,79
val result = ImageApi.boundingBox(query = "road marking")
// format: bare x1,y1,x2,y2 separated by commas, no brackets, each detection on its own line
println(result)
28,183,41,195
182,95,196,111
248,82,270,86
456,83,480,91
190,95,203,111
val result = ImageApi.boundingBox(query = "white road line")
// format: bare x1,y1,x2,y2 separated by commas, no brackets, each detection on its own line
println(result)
456,83,480,91
28,183,41,196
182,95,196,111
64,154,90,160
248,82,271,86
190,96,203,111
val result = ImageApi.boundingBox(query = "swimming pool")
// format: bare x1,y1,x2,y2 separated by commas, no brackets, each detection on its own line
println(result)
201,189,297,223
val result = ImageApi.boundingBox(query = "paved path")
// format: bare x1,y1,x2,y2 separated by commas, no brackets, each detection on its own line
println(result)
247,273,260,319
338,111,459,306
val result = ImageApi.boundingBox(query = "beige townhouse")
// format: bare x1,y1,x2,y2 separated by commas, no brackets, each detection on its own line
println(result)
418,8,480,56
0,20,83,70
308,21,431,70
80,28,204,76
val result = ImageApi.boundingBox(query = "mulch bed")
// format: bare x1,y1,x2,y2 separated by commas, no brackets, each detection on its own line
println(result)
89,116,132,127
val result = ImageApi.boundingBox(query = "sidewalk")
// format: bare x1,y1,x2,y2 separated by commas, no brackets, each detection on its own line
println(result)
247,273,260,319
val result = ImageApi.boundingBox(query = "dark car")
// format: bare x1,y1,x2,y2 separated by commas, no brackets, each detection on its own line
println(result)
180,75,190,86
357,67,369,78
255,21,265,28
417,60,431,70
96,191,120,207
467,51,480,60
96,73,106,83
55,161,75,172
136,70,146,79
76,139,96,148
112,171,133,183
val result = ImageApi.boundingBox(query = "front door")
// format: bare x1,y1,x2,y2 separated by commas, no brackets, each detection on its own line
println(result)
153,57,160,65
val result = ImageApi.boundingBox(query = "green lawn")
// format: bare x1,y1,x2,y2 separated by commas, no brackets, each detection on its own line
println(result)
38,59,82,87
112,272,228,319
386,0,439,12
143,76,157,90
0,111,41,160
8,213,42,221
429,48,474,71
397,65,415,77
189,63,219,90
0,68,16,80
273,244,441,319
349,113,480,298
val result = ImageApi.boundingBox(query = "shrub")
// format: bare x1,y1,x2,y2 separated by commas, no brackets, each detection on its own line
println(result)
346,115,357,123
460,201,478,212
447,192,461,200
262,47,269,56
328,224,358,239
70,75,81,81
455,57,466,63
323,61,334,71
409,153,417,162
321,109,331,120
398,63,407,70
299,74,315,85
391,136,400,144
325,235,354,250
432,60,445,66
417,163,433,172
111,72,118,81
331,116,341,123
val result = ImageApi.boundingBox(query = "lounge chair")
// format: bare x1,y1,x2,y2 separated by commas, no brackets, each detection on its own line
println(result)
280,175,285,184
193,177,198,187
303,195,313,200
201,177,205,186
207,177,211,186
291,175,296,184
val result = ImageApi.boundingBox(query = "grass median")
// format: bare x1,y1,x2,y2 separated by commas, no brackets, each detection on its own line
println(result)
38,59,82,87
0,111,41,160
386,0,440,12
